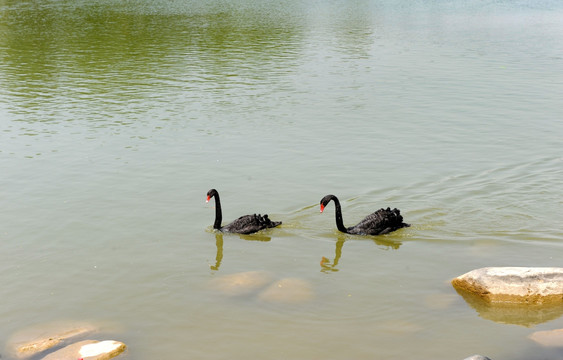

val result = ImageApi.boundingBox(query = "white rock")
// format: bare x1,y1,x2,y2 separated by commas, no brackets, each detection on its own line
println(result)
41,340,126,360
79,340,124,357
452,267,563,304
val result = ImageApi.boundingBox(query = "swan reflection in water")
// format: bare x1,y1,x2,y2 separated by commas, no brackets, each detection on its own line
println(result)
210,233,224,271
210,232,401,272
209,232,271,271
320,233,402,273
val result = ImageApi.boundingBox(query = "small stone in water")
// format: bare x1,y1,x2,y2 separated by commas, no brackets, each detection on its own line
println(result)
79,340,125,357
529,329,563,347
41,340,126,360
8,322,97,357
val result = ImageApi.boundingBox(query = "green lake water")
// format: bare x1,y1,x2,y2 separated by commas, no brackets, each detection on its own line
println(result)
1,0,562,359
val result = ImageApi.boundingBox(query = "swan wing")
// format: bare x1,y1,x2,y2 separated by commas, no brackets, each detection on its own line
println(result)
222,214,281,234
348,208,407,235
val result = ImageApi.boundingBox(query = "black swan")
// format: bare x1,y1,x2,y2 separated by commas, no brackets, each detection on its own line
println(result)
206,189,282,234
320,194,409,235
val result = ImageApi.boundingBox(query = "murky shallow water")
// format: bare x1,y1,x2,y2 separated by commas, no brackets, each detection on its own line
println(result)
1,0,563,359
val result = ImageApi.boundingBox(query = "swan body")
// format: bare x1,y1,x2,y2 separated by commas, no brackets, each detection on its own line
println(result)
206,189,282,234
320,194,409,235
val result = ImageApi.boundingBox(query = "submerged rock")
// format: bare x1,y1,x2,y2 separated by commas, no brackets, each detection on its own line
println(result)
424,293,459,309
8,322,97,358
41,340,126,360
258,278,314,304
209,271,274,296
451,267,563,304
529,329,563,347
209,272,315,304
454,284,563,326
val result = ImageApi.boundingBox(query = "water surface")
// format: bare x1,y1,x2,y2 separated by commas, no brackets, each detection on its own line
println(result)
1,0,563,359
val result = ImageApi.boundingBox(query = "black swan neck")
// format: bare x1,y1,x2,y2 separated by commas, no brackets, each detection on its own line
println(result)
210,191,222,230
330,196,348,233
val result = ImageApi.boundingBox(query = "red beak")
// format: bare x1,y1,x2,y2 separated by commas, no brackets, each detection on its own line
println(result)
206,196,210,203
320,204,325,213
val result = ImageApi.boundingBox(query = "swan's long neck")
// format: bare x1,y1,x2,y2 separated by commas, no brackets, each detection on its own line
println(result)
331,196,348,233
212,193,222,230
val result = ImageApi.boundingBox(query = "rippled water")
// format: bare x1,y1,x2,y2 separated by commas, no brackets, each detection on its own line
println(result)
1,0,563,359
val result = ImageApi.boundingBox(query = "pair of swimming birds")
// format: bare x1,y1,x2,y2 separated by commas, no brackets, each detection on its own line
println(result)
206,189,409,236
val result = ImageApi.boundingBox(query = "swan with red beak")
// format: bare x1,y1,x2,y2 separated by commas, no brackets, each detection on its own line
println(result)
320,194,409,235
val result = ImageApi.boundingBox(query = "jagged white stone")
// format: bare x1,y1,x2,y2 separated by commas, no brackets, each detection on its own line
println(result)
452,267,563,304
